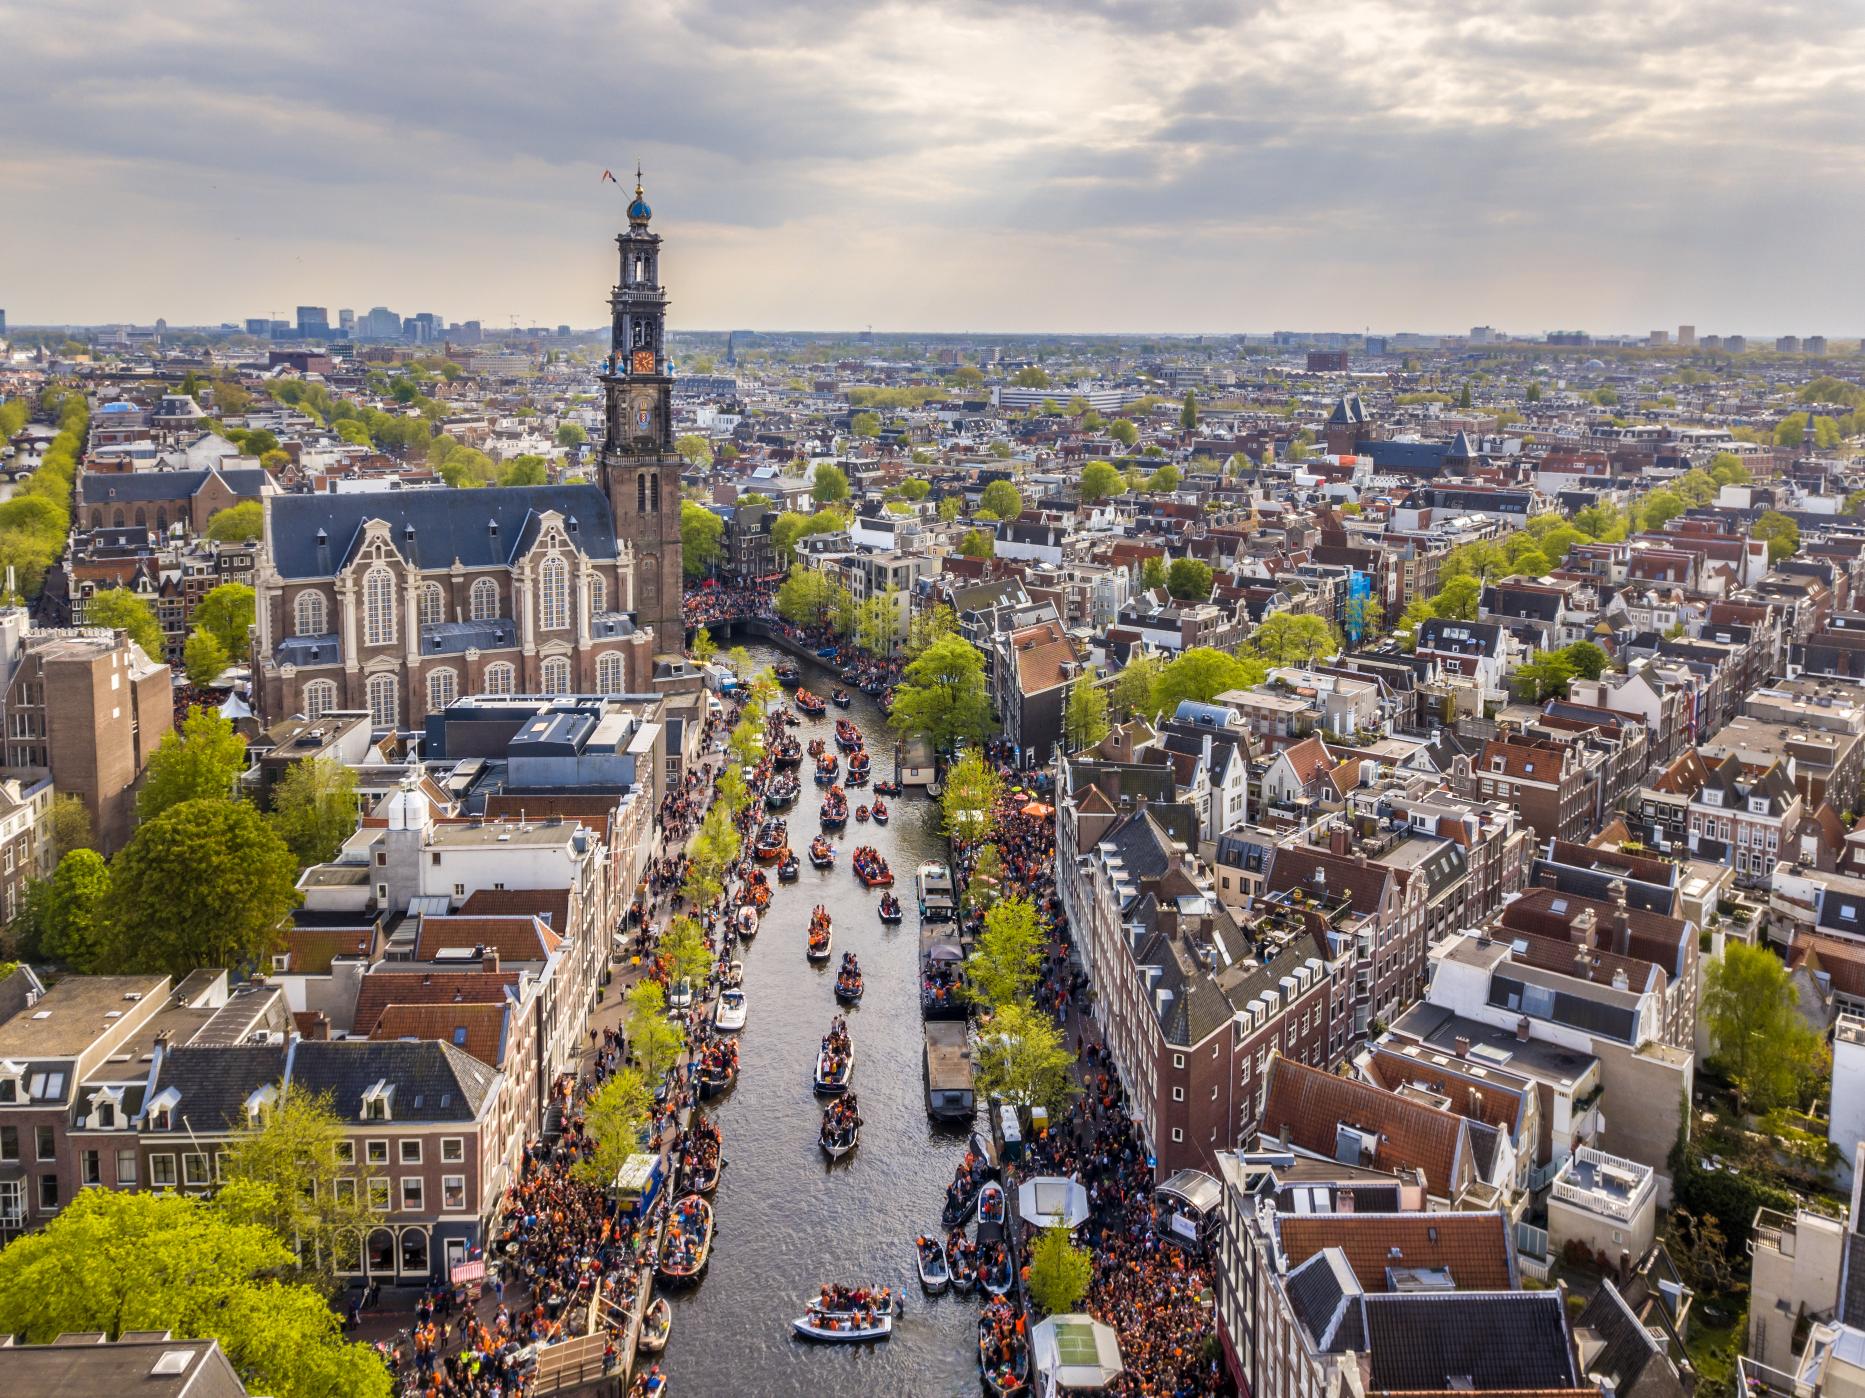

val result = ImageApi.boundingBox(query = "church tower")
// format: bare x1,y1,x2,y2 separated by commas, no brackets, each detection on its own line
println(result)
600,175,684,648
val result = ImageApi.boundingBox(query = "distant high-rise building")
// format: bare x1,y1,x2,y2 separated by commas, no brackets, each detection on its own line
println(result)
296,305,329,337
557,325,571,337
1648,330,1669,347
358,306,401,340
1469,325,1497,345
338,308,355,333
1677,324,1696,348
1807,335,1828,355
1363,335,1388,356
244,317,272,337
0,308,7,337
1777,335,1801,353
1702,335,1723,351
1725,335,1748,353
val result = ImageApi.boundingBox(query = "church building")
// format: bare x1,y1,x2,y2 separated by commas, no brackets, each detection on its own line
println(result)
253,179,685,726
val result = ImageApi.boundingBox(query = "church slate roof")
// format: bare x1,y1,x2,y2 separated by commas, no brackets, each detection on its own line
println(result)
79,466,270,505
269,485,620,579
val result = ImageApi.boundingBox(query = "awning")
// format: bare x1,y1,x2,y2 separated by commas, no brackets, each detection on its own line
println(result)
1031,1314,1124,1391
1018,1175,1090,1231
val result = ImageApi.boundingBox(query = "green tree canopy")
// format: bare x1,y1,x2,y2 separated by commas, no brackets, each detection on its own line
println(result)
1027,1224,1094,1318
1146,463,1181,492
1109,651,1163,718
958,528,995,559
41,848,113,972
1703,940,1825,1112
1180,391,1198,430
1063,668,1110,753
674,433,714,467
975,1000,1079,1114
1165,557,1213,600
47,793,93,857
555,421,588,448
849,410,881,438
940,750,1004,842
86,588,165,658
182,627,229,687
1109,418,1139,448
905,602,958,660
812,462,850,504
891,634,993,753
1153,647,1267,715
498,454,548,487
966,894,1045,1013
1012,365,1051,388
626,980,686,1081
138,707,249,821
193,582,255,655
0,1189,390,1398
573,1068,654,1186
111,799,302,976
1252,612,1340,666
268,758,359,868
1752,509,1800,563
1078,460,1123,503
681,500,725,578
1140,555,1167,591
979,480,1023,519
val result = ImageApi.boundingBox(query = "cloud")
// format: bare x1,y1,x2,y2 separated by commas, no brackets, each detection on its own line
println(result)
0,0,1860,332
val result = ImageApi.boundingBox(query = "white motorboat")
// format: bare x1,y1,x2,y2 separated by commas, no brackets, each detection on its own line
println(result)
638,1295,672,1354
792,1310,894,1342
915,1235,950,1295
714,988,748,1032
976,1179,1006,1227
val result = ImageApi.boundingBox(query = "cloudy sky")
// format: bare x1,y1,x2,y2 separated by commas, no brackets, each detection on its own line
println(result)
3,0,1861,336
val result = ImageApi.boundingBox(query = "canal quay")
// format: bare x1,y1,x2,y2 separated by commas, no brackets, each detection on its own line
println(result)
662,642,981,1396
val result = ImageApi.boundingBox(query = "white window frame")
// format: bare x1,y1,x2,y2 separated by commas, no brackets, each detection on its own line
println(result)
399,1139,422,1166
540,556,570,631
294,590,328,637
400,1176,423,1212
363,566,397,647
469,576,500,622
442,1175,466,1211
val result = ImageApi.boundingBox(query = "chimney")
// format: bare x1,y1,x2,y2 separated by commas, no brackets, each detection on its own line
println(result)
1515,1014,1531,1041
1330,827,1351,858
1570,906,1597,951
1609,880,1631,940
481,948,500,975
1454,1035,1470,1058
1537,865,1560,889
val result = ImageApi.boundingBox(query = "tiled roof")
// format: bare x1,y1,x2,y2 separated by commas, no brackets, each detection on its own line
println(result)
458,885,575,933
287,1038,498,1122
281,924,378,973
1260,1057,1471,1197
1278,1211,1514,1292
1011,619,1076,696
146,1044,289,1133
482,795,617,847
368,1002,510,1068
1500,887,1689,979
1362,1292,1576,1392
1360,1046,1528,1137
1479,739,1569,785
1265,845,1396,916
1575,1281,1684,1398
412,914,562,962
349,968,521,1037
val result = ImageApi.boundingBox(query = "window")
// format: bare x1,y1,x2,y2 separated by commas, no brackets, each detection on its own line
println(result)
1172,1086,1185,1102
183,1153,210,1187
150,1154,176,1187
333,1177,356,1204
295,591,327,637
368,1179,391,1211
81,1149,100,1185
1171,1128,1184,1143
1172,1053,1185,1069
367,673,398,728
1,1125,19,1161
399,1140,422,1165
401,1177,423,1212
35,1125,54,1161
0,1179,20,1223
367,1227,395,1272
442,1175,466,1211
400,1228,429,1274
540,656,571,695
366,1140,389,1165
363,566,397,647
115,1149,137,1186
483,661,515,696
418,582,445,626
469,576,500,621
426,667,459,712
596,651,625,692
637,474,647,513
540,556,570,630
37,1174,57,1210
440,1137,464,1164
589,575,606,614
302,679,338,720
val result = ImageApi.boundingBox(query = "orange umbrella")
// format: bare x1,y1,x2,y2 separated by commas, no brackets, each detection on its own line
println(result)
1021,801,1052,818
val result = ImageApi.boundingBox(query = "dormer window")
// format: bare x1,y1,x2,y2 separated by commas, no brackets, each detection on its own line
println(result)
361,1079,394,1122
0,1060,22,1105
87,1086,125,1130
146,1084,181,1132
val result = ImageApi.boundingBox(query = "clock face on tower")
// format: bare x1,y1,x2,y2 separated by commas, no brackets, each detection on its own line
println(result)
631,349,657,375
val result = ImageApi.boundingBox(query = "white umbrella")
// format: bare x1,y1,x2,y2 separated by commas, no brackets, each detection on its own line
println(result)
1017,1175,1090,1231
1031,1314,1123,1392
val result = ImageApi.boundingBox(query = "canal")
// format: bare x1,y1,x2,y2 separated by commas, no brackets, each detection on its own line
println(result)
661,642,979,1396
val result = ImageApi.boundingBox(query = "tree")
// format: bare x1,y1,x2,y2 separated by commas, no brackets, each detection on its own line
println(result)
183,627,229,687
110,799,301,977
1702,940,1824,1113
1063,668,1110,753
41,849,112,972
849,410,881,439
975,1000,1079,1114
193,582,255,656
1252,613,1339,666
1154,647,1267,714
1078,460,1123,503
1559,641,1609,681
681,501,725,578
1012,366,1051,389
1512,651,1575,702
958,528,995,559
626,980,686,1081
86,587,165,659
1641,489,1686,530
690,624,717,666
898,477,931,501
776,564,835,625
940,750,1004,842
138,707,248,821
953,365,985,388
1458,382,1473,409
1180,390,1198,430
268,758,359,868
979,480,1023,519
1525,382,1542,403
1110,652,1163,718
218,1088,376,1292
1432,575,1482,622
674,434,713,467
937,495,962,522
661,915,713,988
47,793,93,856
573,1068,654,1186
855,588,898,657
1166,557,1213,600
1140,556,1167,591
963,845,1005,918
1343,592,1384,645
892,634,993,753
1027,1224,1093,1318
1753,510,1800,563
905,603,958,660
555,422,588,449
0,1190,390,1398
812,463,850,504
498,454,548,486
1109,418,1139,448
967,895,1045,1013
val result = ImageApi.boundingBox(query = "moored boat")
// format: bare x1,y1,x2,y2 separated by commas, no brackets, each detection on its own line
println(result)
774,663,801,687
873,778,902,796
945,1229,978,1294
714,986,748,1032
978,1239,1013,1296
753,818,788,861
979,1297,1029,1396
831,688,852,708
977,1179,1006,1227
694,1043,739,1105
735,905,759,939
764,775,800,809
915,1234,951,1295
657,1194,714,1284
638,1296,672,1355
771,736,803,769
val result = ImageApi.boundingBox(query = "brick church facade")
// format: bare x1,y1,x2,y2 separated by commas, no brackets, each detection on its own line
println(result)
253,179,685,726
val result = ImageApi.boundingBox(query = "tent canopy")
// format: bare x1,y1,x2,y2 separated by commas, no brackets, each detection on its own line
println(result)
1018,1174,1091,1231
1032,1314,1123,1390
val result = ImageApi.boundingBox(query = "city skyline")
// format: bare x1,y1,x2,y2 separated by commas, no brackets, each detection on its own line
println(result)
3,0,1862,333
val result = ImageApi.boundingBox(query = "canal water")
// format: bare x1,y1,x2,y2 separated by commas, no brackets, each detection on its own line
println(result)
661,643,980,1396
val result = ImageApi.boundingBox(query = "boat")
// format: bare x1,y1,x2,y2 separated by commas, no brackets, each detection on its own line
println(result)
815,1015,853,1094
735,905,759,939
819,1094,862,1160
979,1299,1029,1396
925,1021,977,1123
873,779,902,797
871,799,889,826
694,1043,739,1105
977,1240,1013,1297
806,737,827,757
813,753,840,786
820,788,849,829
855,804,870,822
770,736,803,769
846,750,871,785
945,1230,978,1294
717,959,745,990
628,1366,669,1398
714,987,748,1032
831,688,853,709
639,1296,672,1355
795,688,827,716
777,853,800,882
807,905,834,962
977,1180,1006,1227
791,1293,895,1342
916,862,957,922
834,719,863,751
921,939,967,1021
774,663,801,688
878,891,903,924
657,1195,714,1284
815,645,840,660
764,775,800,809
808,835,836,869
753,818,788,861
852,846,893,887
915,1235,951,1295
835,953,864,1005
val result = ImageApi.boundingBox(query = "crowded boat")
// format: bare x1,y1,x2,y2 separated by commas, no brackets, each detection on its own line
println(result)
813,751,840,786
819,1093,862,1161
815,1014,853,1093
794,687,827,716
834,952,864,1005
833,718,862,750
657,1194,714,1284
820,786,849,828
979,1296,1029,1396
679,1113,724,1191
846,749,871,784
694,1040,739,1103
945,1228,978,1293
851,845,893,887
807,905,833,961
763,774,799,808
792,1282,896,1342
753,818,788,861
808,834,836,868
830,687,852,708
877,890,903,923
915,1233,950,1294
870,798,889,825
